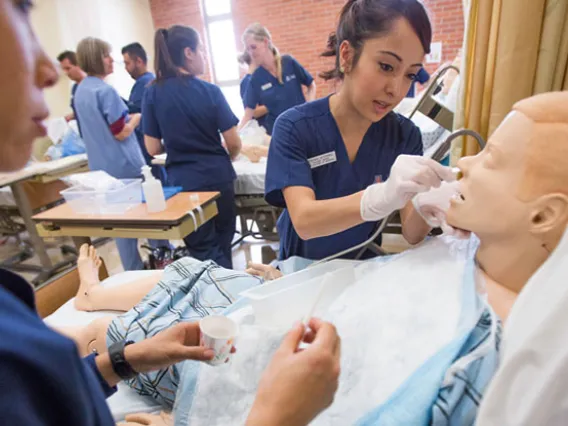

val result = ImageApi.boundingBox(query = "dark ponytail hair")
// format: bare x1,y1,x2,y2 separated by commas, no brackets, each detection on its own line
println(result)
321,0,432,80
154,25,200,81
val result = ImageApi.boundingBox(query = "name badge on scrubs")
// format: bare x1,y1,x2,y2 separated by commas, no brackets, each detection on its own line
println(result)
261,83,273,91
308,151,337,169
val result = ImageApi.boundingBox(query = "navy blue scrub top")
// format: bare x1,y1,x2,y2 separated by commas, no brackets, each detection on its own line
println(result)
0,269,116,425
406,67,430,98
127,73,156,160
70,83,82,137
265,97,423,261
142,76,238,191
244,55,313,135
240,74,266,130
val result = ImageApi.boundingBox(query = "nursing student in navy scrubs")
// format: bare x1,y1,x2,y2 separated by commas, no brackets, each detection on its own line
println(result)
265,0,455,261
238,50,268,130
142,25,242,269
239,23,316,135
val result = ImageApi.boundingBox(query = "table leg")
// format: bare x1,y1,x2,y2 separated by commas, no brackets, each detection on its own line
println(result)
11,181,53,269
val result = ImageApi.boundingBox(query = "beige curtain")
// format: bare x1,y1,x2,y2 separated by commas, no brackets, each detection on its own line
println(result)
451,0,568,162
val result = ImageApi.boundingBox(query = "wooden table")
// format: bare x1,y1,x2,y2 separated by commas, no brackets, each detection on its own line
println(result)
0,155,89,282
33,192,220,249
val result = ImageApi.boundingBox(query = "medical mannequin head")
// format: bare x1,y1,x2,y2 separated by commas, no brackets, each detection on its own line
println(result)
154,25,205,81
77,37,114,77
321,0,431,123
0,0,57,172
448,92,568,256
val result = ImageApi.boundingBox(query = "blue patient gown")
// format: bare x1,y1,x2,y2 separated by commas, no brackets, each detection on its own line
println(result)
74,76,146,271
104,236,500,425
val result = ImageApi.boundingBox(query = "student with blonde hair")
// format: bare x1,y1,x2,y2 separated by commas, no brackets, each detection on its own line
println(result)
74,37,146,271
239,23,316,135
237,50,268,129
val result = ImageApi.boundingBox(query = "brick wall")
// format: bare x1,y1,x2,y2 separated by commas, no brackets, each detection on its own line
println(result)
149,0,464,97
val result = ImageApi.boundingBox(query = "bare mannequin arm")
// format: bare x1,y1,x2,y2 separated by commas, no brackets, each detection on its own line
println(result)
282,186,364,240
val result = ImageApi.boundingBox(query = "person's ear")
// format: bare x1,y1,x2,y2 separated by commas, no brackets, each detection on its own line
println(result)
183,47,192,61
529,193,568,237
338,40,354,74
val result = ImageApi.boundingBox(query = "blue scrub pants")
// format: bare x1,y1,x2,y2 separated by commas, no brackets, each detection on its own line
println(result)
183,184,236,269
116,238,144,271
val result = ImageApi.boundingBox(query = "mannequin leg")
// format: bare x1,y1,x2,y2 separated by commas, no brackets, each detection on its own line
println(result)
56,316,114,357
74,244,163,312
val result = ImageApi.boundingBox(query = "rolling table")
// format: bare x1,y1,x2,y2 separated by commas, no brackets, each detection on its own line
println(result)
0,155,89,283
33,192,220,251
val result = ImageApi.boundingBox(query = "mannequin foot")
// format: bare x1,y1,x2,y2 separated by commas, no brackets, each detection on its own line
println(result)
74,244,103,311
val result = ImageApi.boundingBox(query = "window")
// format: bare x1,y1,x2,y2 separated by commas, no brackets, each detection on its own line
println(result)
202,0,243,118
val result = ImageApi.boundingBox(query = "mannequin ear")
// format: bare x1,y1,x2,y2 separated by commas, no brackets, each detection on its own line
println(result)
529,193,568,236
338,40,354,74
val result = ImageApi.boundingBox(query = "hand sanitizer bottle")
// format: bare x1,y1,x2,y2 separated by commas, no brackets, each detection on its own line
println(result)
141,165,166,213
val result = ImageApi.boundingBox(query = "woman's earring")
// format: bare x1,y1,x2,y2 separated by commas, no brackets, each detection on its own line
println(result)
339,65,345,74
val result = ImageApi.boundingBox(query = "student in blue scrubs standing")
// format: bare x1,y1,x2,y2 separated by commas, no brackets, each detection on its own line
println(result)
239,23,317,135
121,42,167,183
56,50,86,128
143,25,242,269
265,0,456,261
238,51,268,130
74,37,146,271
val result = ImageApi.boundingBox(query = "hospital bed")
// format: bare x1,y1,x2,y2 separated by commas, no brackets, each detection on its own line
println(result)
0,154,90,284
42,270,165,422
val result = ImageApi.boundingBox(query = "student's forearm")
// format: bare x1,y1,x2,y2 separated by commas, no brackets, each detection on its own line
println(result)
95,352,121,388
253,105,268,119
400,202,431,245
239,109,255,130
289,192,364,240
115,114,140,141
306,82,316,102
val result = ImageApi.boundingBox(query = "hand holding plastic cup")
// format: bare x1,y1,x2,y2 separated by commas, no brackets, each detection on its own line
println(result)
199,315,238,366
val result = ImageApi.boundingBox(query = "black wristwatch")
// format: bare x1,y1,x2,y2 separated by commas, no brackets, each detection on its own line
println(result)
108,340,138,380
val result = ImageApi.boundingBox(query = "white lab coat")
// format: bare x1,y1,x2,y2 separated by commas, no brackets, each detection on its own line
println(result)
476,227,568,425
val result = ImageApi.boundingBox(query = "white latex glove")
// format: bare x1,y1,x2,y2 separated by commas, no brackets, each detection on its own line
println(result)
412,181,471,239
360,155,456,222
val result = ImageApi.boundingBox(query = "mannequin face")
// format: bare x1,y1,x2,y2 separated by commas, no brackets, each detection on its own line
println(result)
447,112,534,239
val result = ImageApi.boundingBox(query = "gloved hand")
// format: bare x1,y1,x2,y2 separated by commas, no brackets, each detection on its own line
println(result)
412,181,471,239
360,155,456,221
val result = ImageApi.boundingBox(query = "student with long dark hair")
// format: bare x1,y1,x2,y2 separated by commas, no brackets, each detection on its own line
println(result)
142,26,242,268
265,0,456,261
